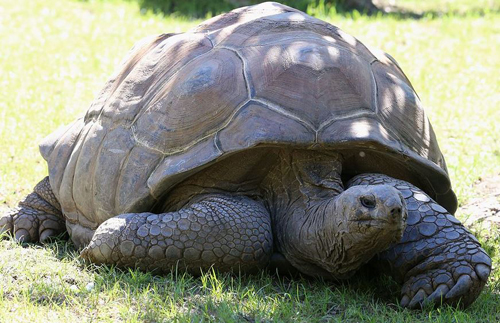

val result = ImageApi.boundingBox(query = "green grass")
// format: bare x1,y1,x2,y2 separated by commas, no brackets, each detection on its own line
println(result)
0,0,499,321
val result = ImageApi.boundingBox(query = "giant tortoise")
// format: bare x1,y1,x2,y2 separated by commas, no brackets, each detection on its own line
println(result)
1,1,491,309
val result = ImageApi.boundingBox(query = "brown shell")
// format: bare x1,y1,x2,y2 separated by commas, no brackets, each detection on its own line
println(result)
39,2,457,228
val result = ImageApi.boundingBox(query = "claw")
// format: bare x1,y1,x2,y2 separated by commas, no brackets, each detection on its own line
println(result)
39,229,56,243
400,294,410,307
408,289,427,309
475,263,491,281
0,214,13,234
423,284,449,306
15,229,31,243
445,275,472,299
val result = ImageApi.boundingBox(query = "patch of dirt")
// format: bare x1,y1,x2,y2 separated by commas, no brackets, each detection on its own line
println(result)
459,174,500,230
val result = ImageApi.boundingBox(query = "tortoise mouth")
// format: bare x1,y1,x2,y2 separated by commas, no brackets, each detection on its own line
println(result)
349,207,404,224
350,218,387,225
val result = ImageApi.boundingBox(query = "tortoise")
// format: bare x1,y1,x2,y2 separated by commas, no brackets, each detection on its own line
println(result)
1,1,491,309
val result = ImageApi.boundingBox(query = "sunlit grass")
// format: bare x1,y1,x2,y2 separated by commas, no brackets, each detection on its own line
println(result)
0,0,499,321
0,0,201,206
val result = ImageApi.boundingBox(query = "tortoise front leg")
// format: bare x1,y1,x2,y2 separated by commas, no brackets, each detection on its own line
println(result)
0,177,66,242
348,174,491,309
81,194,273,274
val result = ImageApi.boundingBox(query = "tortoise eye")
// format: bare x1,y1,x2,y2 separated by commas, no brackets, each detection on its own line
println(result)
360,196,376,209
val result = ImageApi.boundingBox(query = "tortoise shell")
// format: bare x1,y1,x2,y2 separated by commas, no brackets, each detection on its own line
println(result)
39,2,457,229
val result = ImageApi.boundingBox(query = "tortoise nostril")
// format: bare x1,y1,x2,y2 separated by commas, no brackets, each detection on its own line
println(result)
391,207,402,217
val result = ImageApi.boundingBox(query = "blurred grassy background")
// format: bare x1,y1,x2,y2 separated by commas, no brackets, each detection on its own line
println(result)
0,0,499,321
109,0,500,18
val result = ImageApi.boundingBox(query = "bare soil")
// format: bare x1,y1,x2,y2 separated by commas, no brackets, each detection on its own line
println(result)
459,174,500,230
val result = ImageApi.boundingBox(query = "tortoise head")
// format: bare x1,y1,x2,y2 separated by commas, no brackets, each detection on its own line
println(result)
310,185,407,278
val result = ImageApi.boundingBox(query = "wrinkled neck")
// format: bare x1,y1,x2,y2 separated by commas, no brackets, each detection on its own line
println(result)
263,149,345,277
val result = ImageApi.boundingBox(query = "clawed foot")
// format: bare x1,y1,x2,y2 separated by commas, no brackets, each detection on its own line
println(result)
0,177,66,243
400,243,491,309
2,205,65,243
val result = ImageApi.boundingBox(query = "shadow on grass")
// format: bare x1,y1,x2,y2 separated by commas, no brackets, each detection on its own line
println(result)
380,6,500,20
92,0,500,20
29,234,403,315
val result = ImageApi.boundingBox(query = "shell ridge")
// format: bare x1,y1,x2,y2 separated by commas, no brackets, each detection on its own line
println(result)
48,118,86,202
146,155,166,195
113,144,136,213
203,34,215,48
131,124,168,155
213,133,223,153
370,64,379,114
66,121,95,223
89,125,114,222
370,49,418,97
252,98,315,132
217,46,253,99
317,110,376,133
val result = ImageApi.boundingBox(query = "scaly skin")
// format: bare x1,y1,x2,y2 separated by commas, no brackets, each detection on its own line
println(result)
81,194,273,274
348,174,491,309
0,177,65,242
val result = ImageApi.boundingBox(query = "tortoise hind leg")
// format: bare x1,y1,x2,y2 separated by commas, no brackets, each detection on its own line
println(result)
81,194,273,274
0,177,66,243
348,173,491,309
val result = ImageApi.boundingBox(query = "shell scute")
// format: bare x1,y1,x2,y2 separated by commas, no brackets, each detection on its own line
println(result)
217,101,316,152
98,33,213,126
241,39,374,129
132,48,248,154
